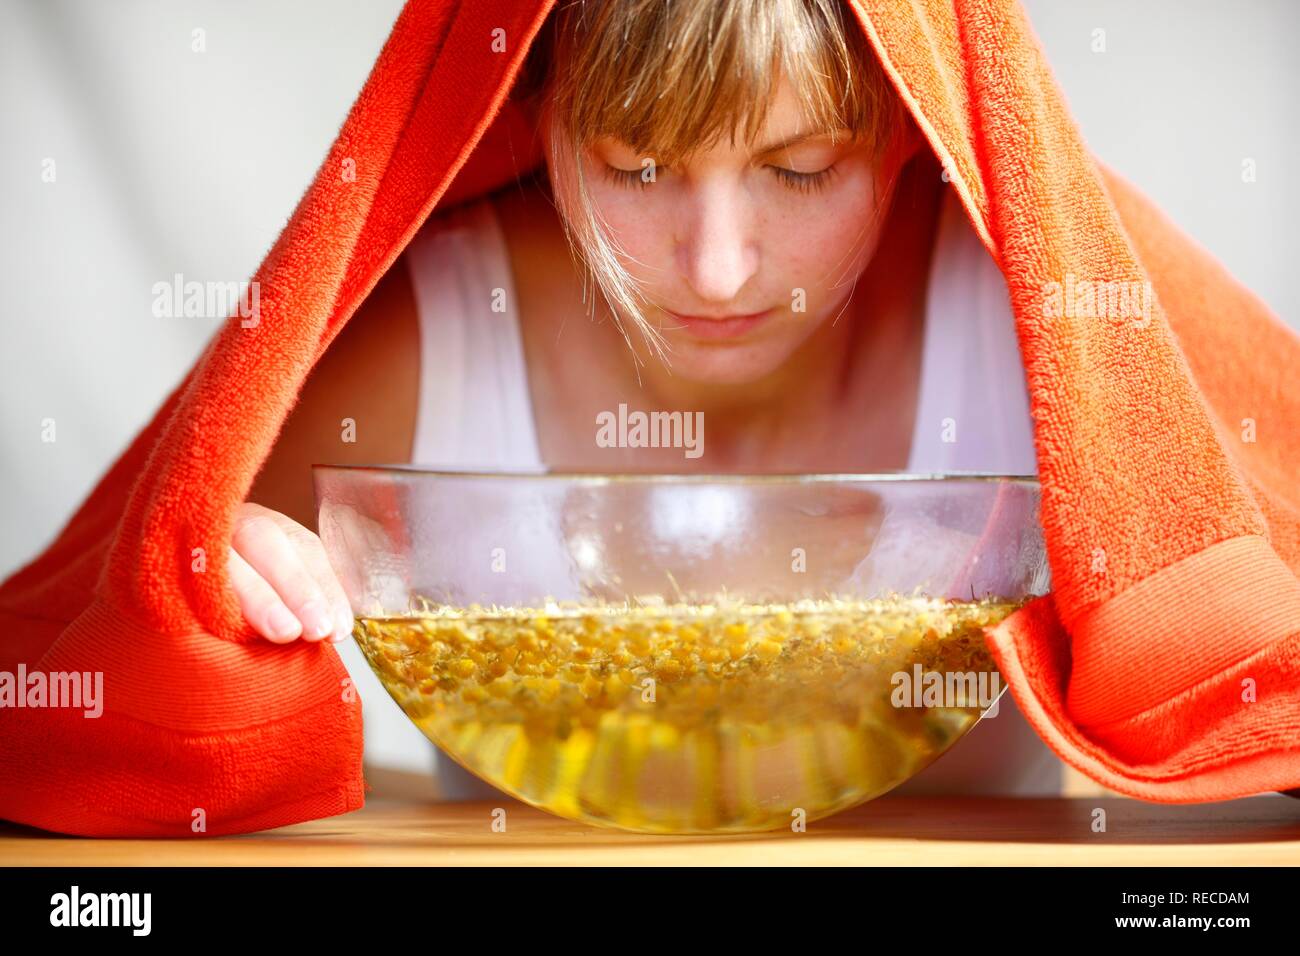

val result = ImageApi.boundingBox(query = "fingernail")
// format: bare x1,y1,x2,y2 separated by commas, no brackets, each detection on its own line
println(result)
331,607,354,643
268,604,301,639
301,600,335,639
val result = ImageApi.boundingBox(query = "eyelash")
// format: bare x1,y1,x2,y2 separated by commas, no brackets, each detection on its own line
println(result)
601,163,836,194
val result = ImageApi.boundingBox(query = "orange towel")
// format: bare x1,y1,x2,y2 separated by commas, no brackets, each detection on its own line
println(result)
1,0,1297,836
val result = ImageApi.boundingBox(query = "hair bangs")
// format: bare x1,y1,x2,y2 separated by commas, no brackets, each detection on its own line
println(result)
548,0,891,165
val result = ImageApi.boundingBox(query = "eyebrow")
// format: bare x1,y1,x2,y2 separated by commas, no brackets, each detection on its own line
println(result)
751,128,850,157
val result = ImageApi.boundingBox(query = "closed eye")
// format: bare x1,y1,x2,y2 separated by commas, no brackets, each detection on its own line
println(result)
602,163,655,190
768,165,836,194
601,160,837,194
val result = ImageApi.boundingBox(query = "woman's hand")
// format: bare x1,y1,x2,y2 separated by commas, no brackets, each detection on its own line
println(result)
227,501,354,644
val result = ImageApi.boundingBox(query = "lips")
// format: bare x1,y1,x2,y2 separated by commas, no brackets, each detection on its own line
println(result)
664,309,771,341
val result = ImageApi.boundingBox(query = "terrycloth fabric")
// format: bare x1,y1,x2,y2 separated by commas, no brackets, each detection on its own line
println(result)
1,0,1297,836
855,0,1300,800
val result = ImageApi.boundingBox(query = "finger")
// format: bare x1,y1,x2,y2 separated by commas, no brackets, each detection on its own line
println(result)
285,522,355,643
227,546,303,644
232,512,335,641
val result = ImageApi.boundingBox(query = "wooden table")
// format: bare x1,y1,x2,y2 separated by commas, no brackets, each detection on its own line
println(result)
3,790,1298,866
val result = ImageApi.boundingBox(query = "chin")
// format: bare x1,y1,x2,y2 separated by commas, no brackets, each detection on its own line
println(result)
657,337,798,389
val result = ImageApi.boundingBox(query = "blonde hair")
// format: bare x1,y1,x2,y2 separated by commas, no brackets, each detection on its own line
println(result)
515,0,903,360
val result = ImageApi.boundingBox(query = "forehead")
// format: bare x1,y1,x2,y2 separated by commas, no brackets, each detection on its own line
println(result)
756,75,814,133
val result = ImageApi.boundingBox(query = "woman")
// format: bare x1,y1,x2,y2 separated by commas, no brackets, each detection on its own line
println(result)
230,0,1058,797
5,0,1295,839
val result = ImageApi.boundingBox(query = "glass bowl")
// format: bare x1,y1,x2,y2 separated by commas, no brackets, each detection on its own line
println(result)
313,466,1049,833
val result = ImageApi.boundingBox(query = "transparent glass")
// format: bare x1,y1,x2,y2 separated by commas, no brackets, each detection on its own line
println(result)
314,467,1049,833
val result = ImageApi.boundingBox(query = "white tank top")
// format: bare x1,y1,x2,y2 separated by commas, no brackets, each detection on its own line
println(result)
404,189,1039,475
338,187,1060,798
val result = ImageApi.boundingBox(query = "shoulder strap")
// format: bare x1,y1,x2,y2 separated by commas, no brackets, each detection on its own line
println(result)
405,198,544,471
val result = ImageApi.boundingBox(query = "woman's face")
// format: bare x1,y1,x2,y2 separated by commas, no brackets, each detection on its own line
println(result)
563,75,898,386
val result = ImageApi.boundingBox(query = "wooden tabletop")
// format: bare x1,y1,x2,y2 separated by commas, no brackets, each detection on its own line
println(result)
3,789,1298,866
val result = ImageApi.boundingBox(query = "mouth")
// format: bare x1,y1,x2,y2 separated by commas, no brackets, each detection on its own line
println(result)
664,309,772,341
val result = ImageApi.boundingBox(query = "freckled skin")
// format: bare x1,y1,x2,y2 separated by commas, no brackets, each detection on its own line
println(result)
567,77,899,386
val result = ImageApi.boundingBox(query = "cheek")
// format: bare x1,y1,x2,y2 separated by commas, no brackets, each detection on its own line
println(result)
764,169,884,300
584,180,666,275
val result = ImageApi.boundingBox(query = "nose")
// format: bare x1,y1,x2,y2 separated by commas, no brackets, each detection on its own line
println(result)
675,180,758,306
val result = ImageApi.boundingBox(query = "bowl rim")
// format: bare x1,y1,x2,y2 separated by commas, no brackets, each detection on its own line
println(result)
311,463,1039,485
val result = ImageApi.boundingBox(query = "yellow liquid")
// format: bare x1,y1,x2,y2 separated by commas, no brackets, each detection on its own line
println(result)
355,594,1023,833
